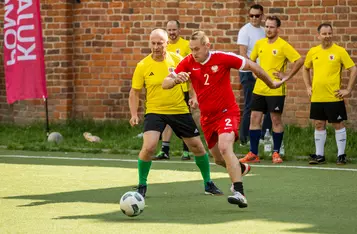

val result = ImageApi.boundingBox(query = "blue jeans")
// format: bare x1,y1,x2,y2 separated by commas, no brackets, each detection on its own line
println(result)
239,72,272,143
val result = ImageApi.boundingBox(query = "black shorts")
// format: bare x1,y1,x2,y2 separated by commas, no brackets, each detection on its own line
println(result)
143,113,200,138
310,101,347,123
251,94,285,114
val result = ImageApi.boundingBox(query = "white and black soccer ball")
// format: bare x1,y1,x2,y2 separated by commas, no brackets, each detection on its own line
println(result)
47,132,63,144
120,191,145,217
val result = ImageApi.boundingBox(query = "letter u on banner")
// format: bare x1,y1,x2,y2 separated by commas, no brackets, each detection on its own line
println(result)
3,0,47,104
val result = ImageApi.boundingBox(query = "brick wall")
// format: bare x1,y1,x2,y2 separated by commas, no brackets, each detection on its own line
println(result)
0,0,357,127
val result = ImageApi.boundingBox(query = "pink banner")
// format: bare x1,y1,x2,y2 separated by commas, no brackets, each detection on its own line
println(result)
3,0,47,104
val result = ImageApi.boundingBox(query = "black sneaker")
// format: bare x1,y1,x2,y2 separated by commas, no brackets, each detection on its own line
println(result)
205,181,223,196
337,154,347,165
136,184,147,198
152,151,170,160
309,154,326,164
181,151,191,160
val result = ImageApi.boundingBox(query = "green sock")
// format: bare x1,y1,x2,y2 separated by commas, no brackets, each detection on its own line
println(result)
138,159,152,185
194,153,211,185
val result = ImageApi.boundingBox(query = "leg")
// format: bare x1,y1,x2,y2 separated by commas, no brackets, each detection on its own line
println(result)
214,132,248,208
261,113,272,140
137,131,161,197
154,125,172,160
270,112,284,163
332,121,347,164
239,77,255,144
210,144,250,176
183,136,223,195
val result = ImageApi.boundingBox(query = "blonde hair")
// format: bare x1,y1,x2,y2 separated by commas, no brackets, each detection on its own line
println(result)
190,31,210,45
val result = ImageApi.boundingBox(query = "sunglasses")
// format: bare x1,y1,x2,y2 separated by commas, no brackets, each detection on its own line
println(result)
249,14,261,18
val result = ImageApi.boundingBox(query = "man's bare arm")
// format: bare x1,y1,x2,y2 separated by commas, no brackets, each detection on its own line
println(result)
243,60,281,89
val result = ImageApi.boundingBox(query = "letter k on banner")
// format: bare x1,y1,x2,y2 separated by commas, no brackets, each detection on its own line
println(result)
3,0,47,104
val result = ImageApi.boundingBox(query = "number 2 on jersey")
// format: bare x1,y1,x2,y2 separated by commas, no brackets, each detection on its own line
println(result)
225,118,232,127
204,74,210,85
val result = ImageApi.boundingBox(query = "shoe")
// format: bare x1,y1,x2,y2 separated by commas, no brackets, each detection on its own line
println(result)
136,184,147,198
227,191,248,208
181,151,191,160
152,151,170,160
239,152,260,163
272,152,283,164
309,154,325,164
205,181,224,196
336,154,347,165
241,163,251,176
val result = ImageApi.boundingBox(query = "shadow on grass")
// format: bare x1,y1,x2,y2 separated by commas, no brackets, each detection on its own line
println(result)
3,172,357,233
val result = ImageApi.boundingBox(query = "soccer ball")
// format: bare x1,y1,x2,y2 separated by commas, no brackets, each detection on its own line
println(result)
120,191,145,217
47,132,63,144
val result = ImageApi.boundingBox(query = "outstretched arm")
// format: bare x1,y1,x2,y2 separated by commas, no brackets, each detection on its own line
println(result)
162,72,190,89
243,60,282,89
274,57,304,82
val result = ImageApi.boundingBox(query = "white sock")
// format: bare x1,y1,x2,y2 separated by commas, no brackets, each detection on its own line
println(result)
335,128,347,156
314,129,326,156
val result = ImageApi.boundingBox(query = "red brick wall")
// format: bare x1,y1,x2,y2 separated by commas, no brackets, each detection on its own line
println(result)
0,0,357,127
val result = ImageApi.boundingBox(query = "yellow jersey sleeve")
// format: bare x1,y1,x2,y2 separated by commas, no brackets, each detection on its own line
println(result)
250,40,260,62
283,42,301,63
132,62,145,90
304,48,314,69
340,48,355,69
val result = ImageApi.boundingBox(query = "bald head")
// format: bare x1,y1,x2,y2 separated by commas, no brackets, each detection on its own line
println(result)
150,28,168,42
150,29,168,61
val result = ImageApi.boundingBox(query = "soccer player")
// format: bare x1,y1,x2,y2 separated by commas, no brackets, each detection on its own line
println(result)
237,4,272,146
303,23,357,165
154,20,193,161
129,29,223,198
162,31,284,208
239,15,304,164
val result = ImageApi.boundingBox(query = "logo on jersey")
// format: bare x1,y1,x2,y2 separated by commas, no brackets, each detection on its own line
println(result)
272,49,278,56
211,65,218,73
149,72,154,76
168,67,175,73
337,115,342,120
176,49,180,54
329,54,335,61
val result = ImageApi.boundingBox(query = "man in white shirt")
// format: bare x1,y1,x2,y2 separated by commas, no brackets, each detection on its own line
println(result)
237,4,272,145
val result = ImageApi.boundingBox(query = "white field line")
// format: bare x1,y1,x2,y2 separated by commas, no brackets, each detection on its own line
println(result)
0,154,357,172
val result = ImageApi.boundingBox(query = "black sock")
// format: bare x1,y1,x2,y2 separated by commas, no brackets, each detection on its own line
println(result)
233,182,244,195
162,141,170,155
240,162,246,173
182,141,189,152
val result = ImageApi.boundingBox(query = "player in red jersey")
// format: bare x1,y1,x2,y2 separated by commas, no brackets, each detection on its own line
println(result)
163,31,285,208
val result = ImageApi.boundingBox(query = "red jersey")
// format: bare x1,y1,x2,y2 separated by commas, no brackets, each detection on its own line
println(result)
174,51,246,120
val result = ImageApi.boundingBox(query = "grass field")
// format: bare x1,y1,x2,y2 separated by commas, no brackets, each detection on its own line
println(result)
1,150,357,233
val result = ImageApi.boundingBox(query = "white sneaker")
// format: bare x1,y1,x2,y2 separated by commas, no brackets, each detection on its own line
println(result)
227,191,248,208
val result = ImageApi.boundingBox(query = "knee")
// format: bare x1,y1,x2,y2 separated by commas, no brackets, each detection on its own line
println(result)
187,141,206,155
141,145,156,156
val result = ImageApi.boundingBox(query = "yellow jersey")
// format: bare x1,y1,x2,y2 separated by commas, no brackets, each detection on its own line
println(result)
304,43,355,102
167,37,191,57
251,37,301,96
131,51,189,114
167,37,191,92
